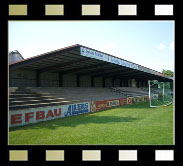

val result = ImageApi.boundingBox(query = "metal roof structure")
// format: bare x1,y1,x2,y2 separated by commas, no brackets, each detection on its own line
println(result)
9,50,24,64
9,44,173,82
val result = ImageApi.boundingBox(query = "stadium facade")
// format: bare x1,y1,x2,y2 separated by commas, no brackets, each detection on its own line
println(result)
9,44,173,127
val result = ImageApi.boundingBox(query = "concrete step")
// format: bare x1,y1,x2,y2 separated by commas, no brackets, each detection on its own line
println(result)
10,91,39,95
9,87,128,110
9,101,69,111
9,93,42,97
9,87,19,94
30,90,112,93
9,96,55,101
31,91,112,94
9,95,89,102
9,93,57,98
9,98,68,105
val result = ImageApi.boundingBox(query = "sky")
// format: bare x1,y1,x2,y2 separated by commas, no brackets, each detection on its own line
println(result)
8,21,174,72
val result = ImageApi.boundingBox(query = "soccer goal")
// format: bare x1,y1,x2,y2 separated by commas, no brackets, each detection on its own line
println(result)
148,80,173,107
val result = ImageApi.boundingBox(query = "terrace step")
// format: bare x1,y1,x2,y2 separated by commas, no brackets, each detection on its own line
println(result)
9,98,68,105
9,87,147,111
9,102,66,111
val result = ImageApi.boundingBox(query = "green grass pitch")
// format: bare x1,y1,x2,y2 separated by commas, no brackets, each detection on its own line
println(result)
9,101,174,145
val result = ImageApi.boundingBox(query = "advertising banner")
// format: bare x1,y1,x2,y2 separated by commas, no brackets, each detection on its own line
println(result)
9,96,149,127
80,46,108,62
145,96,149,101
80,47,139,70
94,99,120,111
80,47,171,79
132,96,144,103
90,101,96,112
120,98,127,105
9,102,90,127
90,97,130,112
132,95,149,103
127,97,133,104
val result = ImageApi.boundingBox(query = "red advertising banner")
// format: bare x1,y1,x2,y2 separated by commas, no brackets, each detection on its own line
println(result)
90,95,149,112
91,98,128,112
95,99,120,111
120,98,127,105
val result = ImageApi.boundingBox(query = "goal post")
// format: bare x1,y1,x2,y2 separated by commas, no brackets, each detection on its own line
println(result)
148,80,173,107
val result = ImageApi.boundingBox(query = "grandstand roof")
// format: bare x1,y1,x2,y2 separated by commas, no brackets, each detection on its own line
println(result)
9,44,173,82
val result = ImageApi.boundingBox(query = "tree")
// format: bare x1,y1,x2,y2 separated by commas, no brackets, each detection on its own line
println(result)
162,69,174,77
162,69,174,90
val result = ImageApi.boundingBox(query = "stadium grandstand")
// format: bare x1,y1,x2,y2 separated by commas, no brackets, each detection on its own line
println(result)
9,44,173,127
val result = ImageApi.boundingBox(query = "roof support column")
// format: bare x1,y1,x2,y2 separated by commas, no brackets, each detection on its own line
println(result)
112,78,115,87
102,77,105,88
77,74,80,87
36,70,40,87
59,72,63,87
145,80,148,87
136,80,139,88
91,76,94,87
120,79,122,87
131,79,136,87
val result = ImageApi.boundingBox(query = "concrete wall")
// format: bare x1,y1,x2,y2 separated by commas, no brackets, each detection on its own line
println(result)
9,69,36,87
40,72,59,87
137,80,148,88
63,74,77,87
94,77,103,87
80,75,91,87
105,78,112,87
120,80,128,87
113,79,120,87
10,69,147,88
139,81,142,87
128,79,132,87
131,79,137,88
143,81,147,87
128,79,137,87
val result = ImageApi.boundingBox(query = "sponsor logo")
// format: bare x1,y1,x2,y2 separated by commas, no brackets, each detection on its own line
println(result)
127,97,133,104
97,103,108,109
90,101,96,112
10,102,90,127
64,103,89,117
11,108,62,125
108,100,119,107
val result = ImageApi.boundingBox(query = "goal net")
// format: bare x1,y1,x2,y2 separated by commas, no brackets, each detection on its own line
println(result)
148,80,173,107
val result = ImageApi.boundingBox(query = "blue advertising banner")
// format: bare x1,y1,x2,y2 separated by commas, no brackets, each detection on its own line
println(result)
63,102,90,117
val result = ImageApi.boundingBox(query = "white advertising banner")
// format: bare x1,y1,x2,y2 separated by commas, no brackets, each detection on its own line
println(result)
9,102,90,127
80,47,140,70
80,46,108,62
80,46,170,78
